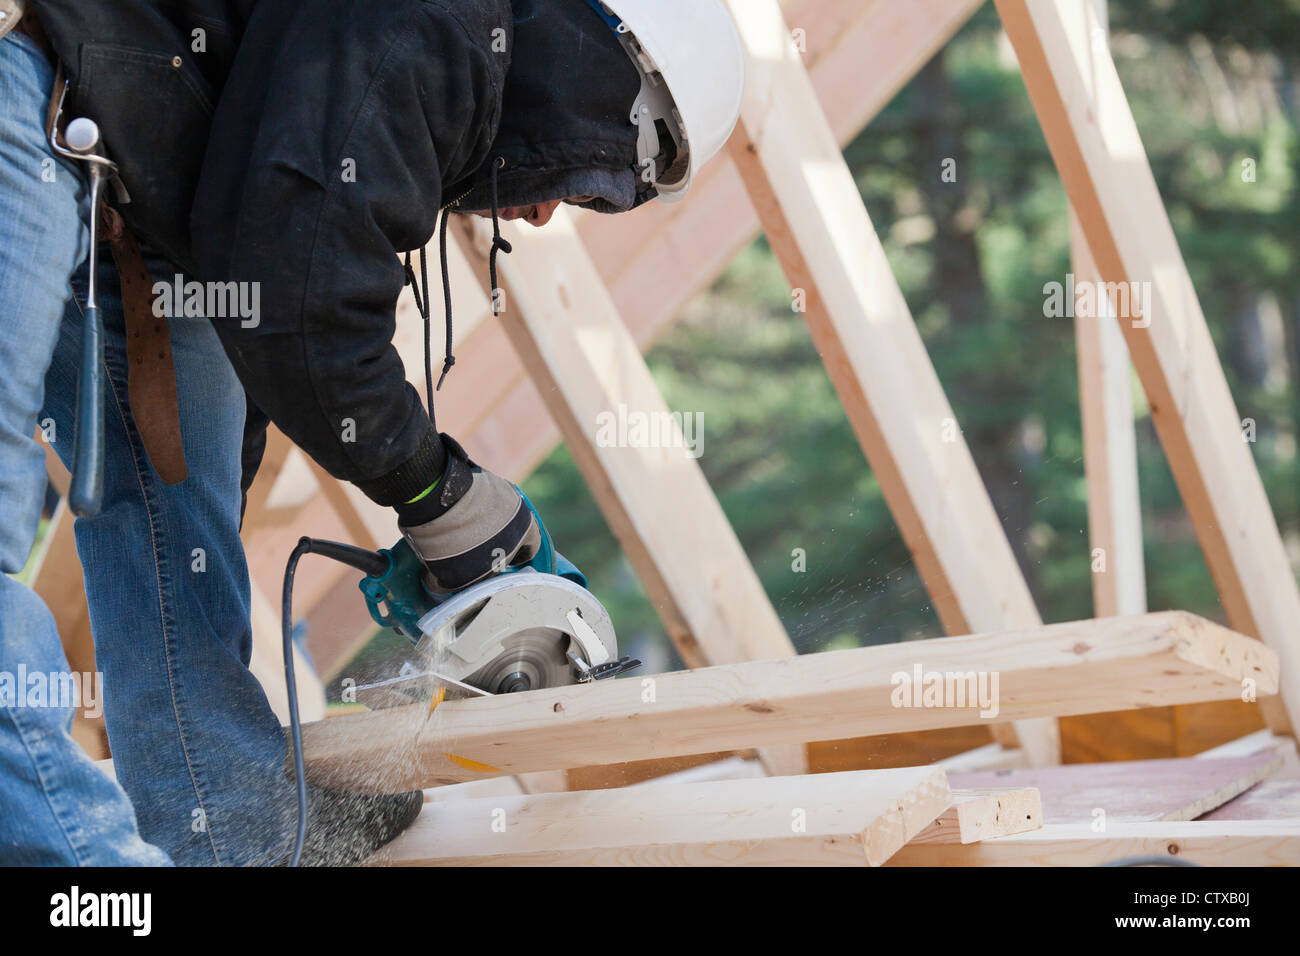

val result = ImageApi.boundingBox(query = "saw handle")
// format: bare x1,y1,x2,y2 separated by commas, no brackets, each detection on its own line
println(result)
360,488,589,643
514,487,587,588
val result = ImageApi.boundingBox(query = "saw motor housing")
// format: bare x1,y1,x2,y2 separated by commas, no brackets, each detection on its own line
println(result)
356,491,636,702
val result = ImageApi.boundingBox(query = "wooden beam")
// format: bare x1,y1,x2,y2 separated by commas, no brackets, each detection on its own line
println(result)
452,211,806,777
1202,779,1300,821
303,611,1276,793
1074,221,1146,616
1195,729,1284,760
240,428,306,529
951,752,1283,824
722,0,1059,765
631,756,766,787
908,788,1042,845
889,820,1300,866
1069,1,1146,621
1196,729,1300,777
369,767,951,866
993,0,1300,735
247,579,325,724
934,743,1029,773
28,500,107,760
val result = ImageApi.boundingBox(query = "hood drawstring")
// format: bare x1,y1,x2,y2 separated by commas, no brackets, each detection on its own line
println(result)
404,156,513,432
488,156,512,318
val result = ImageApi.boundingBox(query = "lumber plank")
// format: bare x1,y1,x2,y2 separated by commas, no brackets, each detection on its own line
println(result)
1195,729,1282,760
1073,217,1146,618
950,752,1282,825
247,580,326,724
889,820,1300,866
452,210,806,777
567,752,742,790
908,788,1042,845
302,611,1276,793
934,743,1029,773
722,0,1059,766
1069,2,1145,622
994,0,1300,735
631,756,767,787
422,777,526,805
809,725,992,772
27,499,107,760
369,767,951,867
1200,779,1300,821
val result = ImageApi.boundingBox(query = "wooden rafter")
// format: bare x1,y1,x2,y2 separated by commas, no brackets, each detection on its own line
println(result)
994,0,1300,735
721,0,1061,765
369,767,952,867
302,611,1276,793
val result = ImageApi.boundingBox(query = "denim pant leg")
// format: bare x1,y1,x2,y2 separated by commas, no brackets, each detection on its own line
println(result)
0,32,170,866
42,257,297,867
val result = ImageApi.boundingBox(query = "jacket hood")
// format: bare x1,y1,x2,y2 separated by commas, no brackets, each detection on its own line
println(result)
447,0,646,216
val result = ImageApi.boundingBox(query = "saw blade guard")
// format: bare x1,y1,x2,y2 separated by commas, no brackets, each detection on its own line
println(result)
414,570,618,691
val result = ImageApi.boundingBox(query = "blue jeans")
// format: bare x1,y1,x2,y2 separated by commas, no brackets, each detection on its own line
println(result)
1,31,295,865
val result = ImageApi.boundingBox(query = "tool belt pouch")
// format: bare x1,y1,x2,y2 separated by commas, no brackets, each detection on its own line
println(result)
43,60,189,486
104,206,189,485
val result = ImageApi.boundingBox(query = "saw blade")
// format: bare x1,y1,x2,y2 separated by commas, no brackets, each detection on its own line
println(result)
461,629,574,694
349,570,620,709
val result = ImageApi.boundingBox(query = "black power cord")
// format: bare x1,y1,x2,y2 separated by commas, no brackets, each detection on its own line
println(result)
281,537,389,866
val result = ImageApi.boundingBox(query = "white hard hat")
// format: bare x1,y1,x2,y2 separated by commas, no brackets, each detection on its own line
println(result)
584,0,745,204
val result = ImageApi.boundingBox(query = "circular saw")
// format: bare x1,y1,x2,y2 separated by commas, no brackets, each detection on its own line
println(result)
352,492,639,708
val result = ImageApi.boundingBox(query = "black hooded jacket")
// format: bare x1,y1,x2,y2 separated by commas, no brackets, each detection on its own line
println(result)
34,0,642,513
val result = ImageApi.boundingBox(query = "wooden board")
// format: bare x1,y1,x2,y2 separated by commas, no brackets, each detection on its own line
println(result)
889,820,1300,866
630,756,767,787
369,767,951,867
994,0,1300,736
1068,2,1145,622
1201,780,1300,821
722,0,1059,766
302,611,1276,793
950,752,1282,825
934,744,1029,773
27,499,107,760
809,725,991,772
909,787,1042,845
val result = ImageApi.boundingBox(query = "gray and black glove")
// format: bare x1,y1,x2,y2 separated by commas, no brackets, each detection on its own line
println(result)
397,435,541,594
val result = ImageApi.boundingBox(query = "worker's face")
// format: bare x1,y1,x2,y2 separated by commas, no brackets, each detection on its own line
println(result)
469,196,596,228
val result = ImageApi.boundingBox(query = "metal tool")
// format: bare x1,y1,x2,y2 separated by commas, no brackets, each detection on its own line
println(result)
49,108,120,517
354,490,639,706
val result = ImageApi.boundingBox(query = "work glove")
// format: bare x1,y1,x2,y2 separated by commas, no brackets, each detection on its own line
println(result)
398,435,541,594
